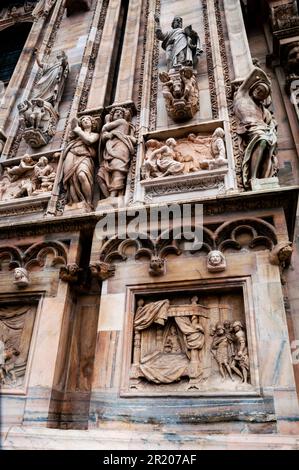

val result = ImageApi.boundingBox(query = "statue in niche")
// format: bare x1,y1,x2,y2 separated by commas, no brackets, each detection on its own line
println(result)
142,138,185,179
0,154,57,201
13,268,30,288
211,322,234,381
62,115,100,211
32,0,56,19
154,14,202,70
233,66,278,190
18,49,68,148
97,107,136,201
154,14,202,122
207,250,226,272
130,297,207,389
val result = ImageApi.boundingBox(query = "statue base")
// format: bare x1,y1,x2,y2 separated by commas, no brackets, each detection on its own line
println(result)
251,177,280,191
96,196,125,210
64,201,93,213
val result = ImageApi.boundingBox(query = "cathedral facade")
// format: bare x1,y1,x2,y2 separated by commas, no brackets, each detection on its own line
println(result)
0,0,299,449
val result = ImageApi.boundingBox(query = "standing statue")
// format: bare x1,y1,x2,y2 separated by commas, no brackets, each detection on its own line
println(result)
97,107,136,200
18,49,69,148
32,0,56,19
32,49,69,109
234,66,278,190
62,115,100,210
154,14,202,70
154,15,202,122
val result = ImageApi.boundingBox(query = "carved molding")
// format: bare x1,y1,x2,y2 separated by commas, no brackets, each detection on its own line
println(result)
0,241,68,277
95,217,278,278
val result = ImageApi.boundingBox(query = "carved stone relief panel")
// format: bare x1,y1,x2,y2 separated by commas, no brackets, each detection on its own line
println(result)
140,125,228,201
0,152,59,202
0,302,37,390
122,285,255,396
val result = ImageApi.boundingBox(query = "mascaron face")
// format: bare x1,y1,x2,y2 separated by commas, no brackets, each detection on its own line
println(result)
209,252,222,266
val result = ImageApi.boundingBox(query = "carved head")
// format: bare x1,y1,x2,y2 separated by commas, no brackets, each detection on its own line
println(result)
56,50,67,65
165,137,176,148
207,250,226,272
23,154,34,164
13,267,29,288
149,256,165,276
37,156,48,167
232,320,243,332
159,71,171,83
208,250,223,266
250,82,270,102
223,320,231,330
187,133,197,142
137,299,145,308
212,128,225,139
215,322,224,335
110,106,131,121
146,139,161,150
171,16,183,29
79,115,93,130
181,68,193,79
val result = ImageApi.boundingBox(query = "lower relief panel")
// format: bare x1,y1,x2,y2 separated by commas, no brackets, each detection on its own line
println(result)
122,286,256,396
0,302,37,391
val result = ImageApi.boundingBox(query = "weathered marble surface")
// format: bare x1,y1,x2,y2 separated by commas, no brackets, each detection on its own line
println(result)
1,426,299,450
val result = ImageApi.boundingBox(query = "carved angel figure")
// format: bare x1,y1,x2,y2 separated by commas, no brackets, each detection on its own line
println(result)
154,14,202,70
62,115,100,208
234,66,278,189
97,107,136,199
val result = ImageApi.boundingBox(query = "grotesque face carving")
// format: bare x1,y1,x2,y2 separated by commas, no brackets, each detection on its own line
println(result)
207,250,226,272
13,267,29,288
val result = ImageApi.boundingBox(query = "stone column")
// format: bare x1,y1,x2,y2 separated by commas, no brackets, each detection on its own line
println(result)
86,0,123,109
223,0,253,81
112,0,143,105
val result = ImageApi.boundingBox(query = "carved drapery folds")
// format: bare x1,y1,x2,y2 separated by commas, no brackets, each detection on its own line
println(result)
0,129,6,156
129,294,251,392
18,50,69,148
141,128,227,181
97,106,136,204
0,304,36,389
155,14,203,122
0,153,58,201
61,115,100,212
233,66,278,190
